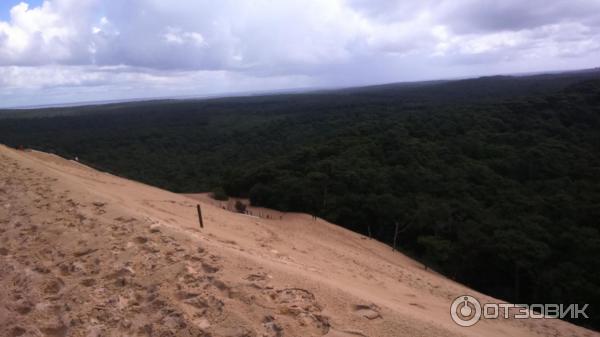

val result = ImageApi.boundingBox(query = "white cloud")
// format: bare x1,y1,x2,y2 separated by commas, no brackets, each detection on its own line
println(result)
0,64,315,107
0,0,98,66
162,27,205,46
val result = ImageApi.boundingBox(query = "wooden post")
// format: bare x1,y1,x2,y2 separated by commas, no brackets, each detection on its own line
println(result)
197,204,204,229
393,222,399,251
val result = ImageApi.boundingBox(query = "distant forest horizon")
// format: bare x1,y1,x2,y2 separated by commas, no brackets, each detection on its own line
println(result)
3,66,599,111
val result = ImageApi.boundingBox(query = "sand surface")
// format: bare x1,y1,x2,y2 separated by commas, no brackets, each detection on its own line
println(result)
0,144,597,337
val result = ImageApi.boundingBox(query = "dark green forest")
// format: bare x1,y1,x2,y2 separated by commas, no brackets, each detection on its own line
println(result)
1,71,600,329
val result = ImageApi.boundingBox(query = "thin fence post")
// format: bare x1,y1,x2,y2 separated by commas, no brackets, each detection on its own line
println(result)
393,222,399,251
197,204,204,229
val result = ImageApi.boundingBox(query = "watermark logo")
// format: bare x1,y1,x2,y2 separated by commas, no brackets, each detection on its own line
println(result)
451,295,482,327
450,295,589,327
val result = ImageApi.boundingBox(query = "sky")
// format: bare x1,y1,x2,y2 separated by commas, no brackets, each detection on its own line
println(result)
0,0,39,20
0,0,599,108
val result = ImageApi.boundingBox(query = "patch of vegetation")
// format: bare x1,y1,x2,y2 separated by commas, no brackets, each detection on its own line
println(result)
235,200,247,213
212,187,229,201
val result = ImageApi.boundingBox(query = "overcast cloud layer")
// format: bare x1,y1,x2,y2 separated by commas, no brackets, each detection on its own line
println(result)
1,0,599,107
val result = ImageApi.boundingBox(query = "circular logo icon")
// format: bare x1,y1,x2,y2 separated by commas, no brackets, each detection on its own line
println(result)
451,295,482,327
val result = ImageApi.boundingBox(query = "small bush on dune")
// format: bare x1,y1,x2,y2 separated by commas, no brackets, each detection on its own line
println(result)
235,200,247,213
212,187,229,201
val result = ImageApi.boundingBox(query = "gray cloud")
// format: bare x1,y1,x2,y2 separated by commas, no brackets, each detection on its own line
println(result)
437,0,600,33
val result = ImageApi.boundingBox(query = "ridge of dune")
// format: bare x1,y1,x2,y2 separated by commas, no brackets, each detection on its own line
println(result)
0,144,597,337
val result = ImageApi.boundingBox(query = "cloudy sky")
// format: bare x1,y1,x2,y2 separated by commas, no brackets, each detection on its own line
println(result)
1,0,599,108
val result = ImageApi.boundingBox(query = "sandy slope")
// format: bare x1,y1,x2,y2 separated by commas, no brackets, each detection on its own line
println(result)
0,144,596,337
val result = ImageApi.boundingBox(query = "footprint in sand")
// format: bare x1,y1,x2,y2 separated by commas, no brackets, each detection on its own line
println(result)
183,294,225,322
12,300,34,315
134,236,148,244
353,304,381,320
245,272,270,283
409,302,426,310
214,326,255,337
149,224,161,233
9,326,26,337
260,288,330,335
325,330,368,337
80,278,96,287
262,315,284,337
42,277,65,295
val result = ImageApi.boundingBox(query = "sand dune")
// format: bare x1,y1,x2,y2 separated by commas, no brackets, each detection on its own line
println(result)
0,144,597,337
